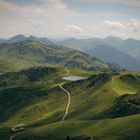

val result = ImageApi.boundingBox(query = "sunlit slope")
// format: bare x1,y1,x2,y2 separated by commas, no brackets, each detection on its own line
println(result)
0,68,140,140
1,69,140,127
111,73,140,95
15,114,140,140
0,59,15,73
0,38,111,73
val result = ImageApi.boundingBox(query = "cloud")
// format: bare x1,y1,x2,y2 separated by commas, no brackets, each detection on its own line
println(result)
29,18,47,27
5,0,44,6
104,20,124,30
5,0,67,9
0,0,139,39
64,25,84,33
104,19,140,32
102,18,140,39
46,0,67,9
76,0,140,7
128,18,140,32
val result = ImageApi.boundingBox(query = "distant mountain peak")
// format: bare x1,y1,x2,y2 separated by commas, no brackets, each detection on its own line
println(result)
105,36,124,41
29,35,39,40
39,37,54,45
8,34,27,43
12,34,26,38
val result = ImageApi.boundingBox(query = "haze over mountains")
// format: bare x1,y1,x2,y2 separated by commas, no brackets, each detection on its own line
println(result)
0,34,140,71
57,36,140,71
0,34,112,72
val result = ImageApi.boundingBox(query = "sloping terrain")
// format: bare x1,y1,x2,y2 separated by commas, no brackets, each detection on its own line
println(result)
0,67,140,140
16,114,140,140
57,37,140,70
0,59,15,73
86,44,140,71
0,37,110,72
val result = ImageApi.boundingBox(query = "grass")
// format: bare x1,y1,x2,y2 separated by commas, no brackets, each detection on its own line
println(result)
16,114,140,140
0,67,140,140
111,73,140,95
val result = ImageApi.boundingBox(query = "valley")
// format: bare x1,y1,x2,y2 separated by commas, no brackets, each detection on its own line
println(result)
0,66,140,140
1,0,140,139
0,35,140,140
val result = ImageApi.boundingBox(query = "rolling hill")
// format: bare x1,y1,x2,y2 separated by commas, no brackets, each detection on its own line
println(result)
0,67,140,140
0,36,112,72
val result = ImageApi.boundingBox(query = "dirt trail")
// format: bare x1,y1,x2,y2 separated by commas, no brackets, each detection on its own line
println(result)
9,67,71,139
59,84,71,121
10,132,25,140
60,68,71,121
64,68,70,75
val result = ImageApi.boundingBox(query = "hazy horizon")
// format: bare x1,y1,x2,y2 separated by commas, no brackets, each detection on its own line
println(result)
1,34,140,41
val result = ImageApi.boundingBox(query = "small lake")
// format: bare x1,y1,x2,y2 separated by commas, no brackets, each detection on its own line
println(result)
62,76,87,81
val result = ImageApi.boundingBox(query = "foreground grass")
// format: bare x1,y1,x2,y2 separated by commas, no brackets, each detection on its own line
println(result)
0,67,140,140
15,114,140,140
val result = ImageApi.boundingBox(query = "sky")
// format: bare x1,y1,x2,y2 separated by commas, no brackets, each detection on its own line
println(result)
0,0,140,39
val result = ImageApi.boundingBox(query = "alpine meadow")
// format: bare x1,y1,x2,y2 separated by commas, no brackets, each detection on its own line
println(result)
0,0,140,140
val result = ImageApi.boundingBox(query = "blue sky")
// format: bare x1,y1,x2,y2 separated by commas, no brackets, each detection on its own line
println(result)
0,0,140,39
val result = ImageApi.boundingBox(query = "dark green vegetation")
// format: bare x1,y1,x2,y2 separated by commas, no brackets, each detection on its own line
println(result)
110,92,140,117
0,67,140,140
0,67,57,88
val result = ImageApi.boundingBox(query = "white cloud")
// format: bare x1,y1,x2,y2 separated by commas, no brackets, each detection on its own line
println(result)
104,20,124,30
3,0,68,10
64,25,84,33
0,0,140,39
77,0,140,7
104,19,140,32
127,18,140,32
102,18,140,39
46,0,67,9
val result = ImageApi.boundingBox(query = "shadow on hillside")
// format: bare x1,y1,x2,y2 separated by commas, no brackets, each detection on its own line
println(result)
65,135,98,140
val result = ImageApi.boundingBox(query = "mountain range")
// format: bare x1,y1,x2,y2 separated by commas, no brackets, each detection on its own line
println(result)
1,34,140,71
0,35,111,72
57,36,140,71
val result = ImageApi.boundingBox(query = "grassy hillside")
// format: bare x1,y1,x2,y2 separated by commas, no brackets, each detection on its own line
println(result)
110,92,140,117
0,67,58,88
16,114,140,140
0,38,111,73
57,37,140,71
0,67,140,140
0,59,15,73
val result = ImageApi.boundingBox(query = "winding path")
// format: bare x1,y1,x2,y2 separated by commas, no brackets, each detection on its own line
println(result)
10,132,25,140
60,68,71,121
9,68,71,139
59,84,71,121
64,68,70,75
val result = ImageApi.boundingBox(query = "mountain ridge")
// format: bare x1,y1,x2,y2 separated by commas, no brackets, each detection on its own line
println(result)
0,36,112,72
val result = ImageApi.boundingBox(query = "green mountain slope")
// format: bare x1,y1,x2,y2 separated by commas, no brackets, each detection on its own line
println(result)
57,37,140,71
0,37,111,72
0,67,140,140
16,114,140,140
0,59,15,73
110,92,140,117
